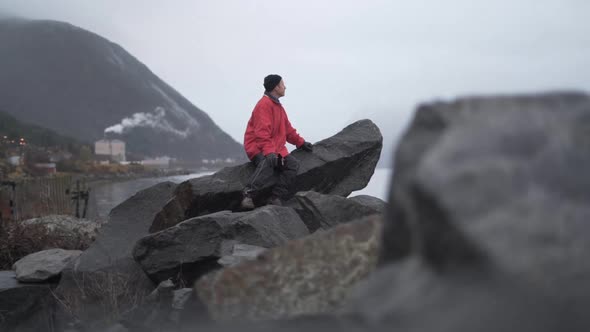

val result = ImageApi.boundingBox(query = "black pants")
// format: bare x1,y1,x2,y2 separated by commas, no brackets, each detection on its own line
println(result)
246,153,300,199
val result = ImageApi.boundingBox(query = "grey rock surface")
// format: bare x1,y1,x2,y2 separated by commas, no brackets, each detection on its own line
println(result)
134,206,309,284
348,195,387,214
13,248,82,282
294,191,384,232
0,270,54,332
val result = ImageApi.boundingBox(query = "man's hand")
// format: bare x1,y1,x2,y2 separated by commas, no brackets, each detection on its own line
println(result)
299,141,313,152
266,153,279,168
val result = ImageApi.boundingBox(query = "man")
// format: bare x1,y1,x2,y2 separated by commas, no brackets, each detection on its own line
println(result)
241,74,313,209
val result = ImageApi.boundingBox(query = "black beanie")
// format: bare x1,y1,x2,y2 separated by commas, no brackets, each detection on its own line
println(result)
263,74,282,92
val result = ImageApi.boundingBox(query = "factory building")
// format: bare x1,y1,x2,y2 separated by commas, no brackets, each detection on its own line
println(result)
94,139,126,162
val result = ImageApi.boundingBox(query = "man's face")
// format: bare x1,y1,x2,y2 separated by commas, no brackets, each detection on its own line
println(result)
274,79,286,97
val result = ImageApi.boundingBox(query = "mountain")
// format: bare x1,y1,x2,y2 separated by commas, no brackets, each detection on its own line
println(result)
0,18,245,162
0,108,86,149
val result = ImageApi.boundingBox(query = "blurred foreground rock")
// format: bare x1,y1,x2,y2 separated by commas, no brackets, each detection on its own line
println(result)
348,91,590,331
195,215,382,321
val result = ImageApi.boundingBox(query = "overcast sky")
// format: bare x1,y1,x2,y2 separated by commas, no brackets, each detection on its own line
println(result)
1,0,589,159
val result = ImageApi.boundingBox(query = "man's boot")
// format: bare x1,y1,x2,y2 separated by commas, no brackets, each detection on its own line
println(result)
240,189,256,210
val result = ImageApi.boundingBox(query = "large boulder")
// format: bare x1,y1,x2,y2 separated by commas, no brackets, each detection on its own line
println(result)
293,191,385,232
150,119,382,232
0,270,55,332
346,258,586,332
133,206,309,284
348,195,388,214
380,92,590,282
55,182,177,326
350,92,590,330
13,248,82,282
195,215,382,322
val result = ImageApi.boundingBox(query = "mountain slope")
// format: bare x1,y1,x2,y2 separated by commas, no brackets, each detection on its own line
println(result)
0,18,244,161
0,108,86,149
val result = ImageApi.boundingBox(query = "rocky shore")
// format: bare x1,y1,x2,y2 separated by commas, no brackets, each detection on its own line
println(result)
2,92,590,332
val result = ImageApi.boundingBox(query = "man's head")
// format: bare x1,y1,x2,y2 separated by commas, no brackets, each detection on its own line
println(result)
264,74,286,98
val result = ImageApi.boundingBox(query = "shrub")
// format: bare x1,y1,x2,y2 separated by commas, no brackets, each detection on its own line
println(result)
0,220,93,269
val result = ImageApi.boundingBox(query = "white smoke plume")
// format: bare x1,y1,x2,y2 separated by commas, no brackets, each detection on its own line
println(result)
104,107,192,138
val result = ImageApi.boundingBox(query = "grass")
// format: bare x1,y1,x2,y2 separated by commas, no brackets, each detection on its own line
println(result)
0,220,93,270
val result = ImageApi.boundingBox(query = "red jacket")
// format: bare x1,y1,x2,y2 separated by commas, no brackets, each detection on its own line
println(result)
244,95,305,160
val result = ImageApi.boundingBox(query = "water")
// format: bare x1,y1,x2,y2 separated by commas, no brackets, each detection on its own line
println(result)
90,168,393,219
90,172,213,220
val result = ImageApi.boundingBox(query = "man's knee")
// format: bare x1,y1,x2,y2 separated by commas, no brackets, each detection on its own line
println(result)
252,153,265,166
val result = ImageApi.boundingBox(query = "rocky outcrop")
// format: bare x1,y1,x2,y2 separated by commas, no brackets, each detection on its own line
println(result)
13,249,82,282
133,206,309,284
0,271,54,332
150,119,382,232
181,92,590,331
349,92,590,331
56,181,177,325
348,195,388,214
195,215,382,321
19,92,590,332
293,191,384,232
43,120,383,329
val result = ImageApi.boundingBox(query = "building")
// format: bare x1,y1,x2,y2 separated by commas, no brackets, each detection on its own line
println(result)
141,157,172,169
94,139,126,162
